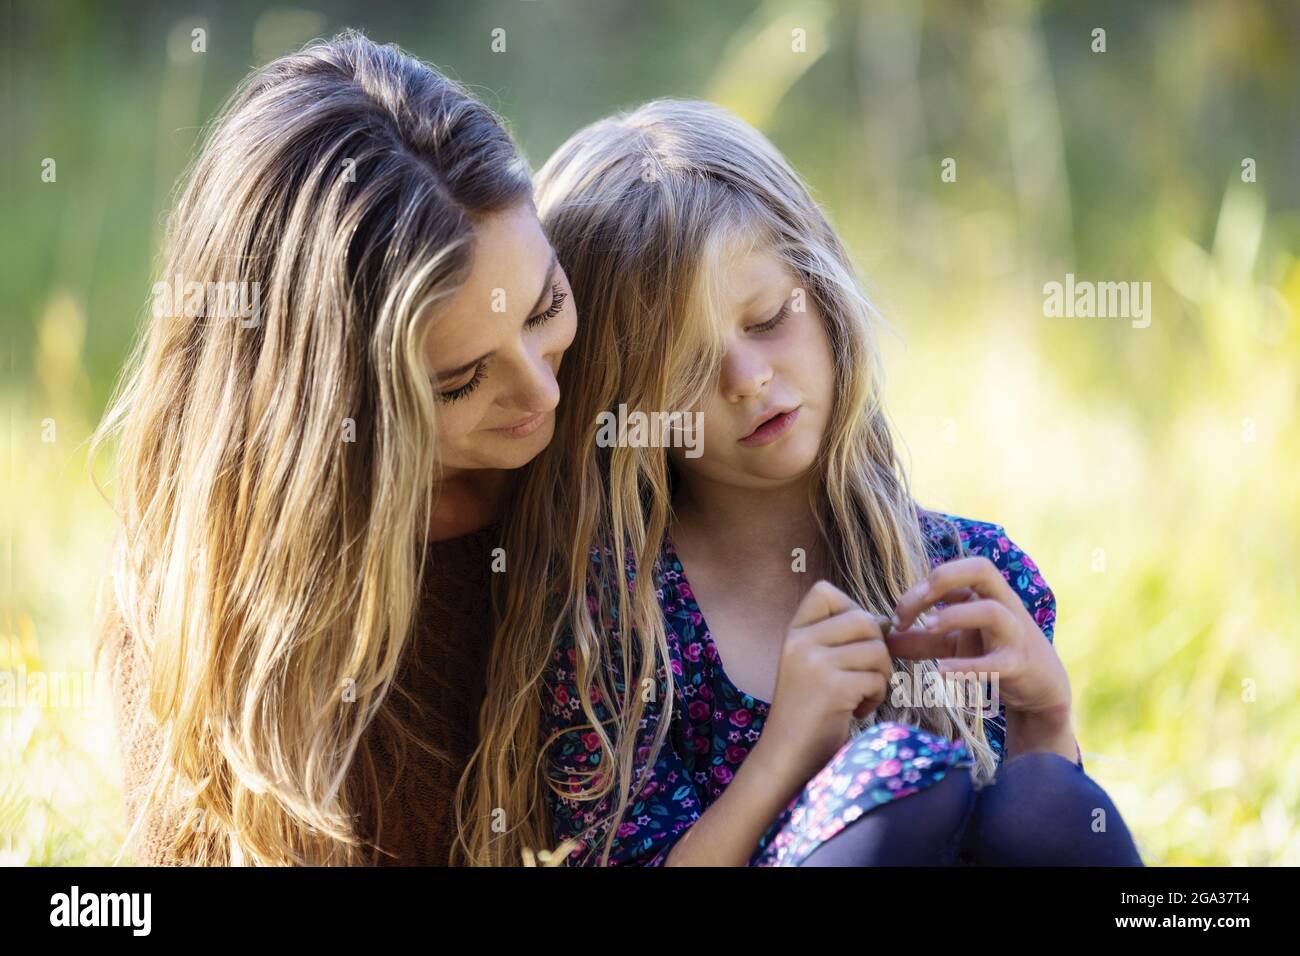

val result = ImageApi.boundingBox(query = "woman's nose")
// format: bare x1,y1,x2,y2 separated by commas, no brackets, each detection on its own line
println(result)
504,340,561,413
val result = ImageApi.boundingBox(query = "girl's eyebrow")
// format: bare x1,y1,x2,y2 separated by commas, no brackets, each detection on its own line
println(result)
433,250,559,381
737,284,787,316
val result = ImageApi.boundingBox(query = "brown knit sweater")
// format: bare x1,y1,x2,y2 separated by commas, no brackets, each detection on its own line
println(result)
105,524,500,866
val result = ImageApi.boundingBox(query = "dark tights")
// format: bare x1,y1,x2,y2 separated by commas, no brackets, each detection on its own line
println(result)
799,752,1143,867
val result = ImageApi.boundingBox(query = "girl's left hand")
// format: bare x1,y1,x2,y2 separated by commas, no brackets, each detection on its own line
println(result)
885,557,1073,723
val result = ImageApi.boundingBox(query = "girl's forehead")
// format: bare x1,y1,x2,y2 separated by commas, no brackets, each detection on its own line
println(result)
717,242,796,309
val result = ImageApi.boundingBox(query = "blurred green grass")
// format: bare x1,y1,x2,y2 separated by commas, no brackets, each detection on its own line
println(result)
3,0,1298,865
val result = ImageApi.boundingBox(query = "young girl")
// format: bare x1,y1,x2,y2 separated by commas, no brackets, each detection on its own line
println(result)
460,100,1143,867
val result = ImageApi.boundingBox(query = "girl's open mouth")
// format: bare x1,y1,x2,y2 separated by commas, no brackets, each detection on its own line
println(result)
739,406,800,447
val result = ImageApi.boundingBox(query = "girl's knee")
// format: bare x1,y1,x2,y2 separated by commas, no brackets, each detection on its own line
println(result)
973,751,1143,865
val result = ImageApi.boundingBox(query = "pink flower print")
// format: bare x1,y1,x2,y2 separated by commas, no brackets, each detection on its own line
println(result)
687,699,710,721
683,642,702,663
997,535,1010,553
678,582,695,601
903,769,922,784
690,611,704,626
898,747,914,760
725,745,748,765
713,765,734,785
843,804,865,824
581,731,600,752
691,734,710,754
913,755,932,769
821,819,847,842
617,822,639,838
554,684,569,706
876,758,902,777
730,709,753,728
885,777,903,790
881,724,912,742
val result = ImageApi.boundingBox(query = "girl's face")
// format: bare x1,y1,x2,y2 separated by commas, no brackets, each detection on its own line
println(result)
422,202,578,473
670,244,836,490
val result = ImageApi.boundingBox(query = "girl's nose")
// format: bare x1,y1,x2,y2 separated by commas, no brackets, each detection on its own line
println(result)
720,343,773,402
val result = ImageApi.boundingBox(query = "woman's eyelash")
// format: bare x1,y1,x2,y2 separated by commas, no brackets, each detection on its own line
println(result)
750,303,790,333
525,283,567,328
437,284,564,402
437,363,487,403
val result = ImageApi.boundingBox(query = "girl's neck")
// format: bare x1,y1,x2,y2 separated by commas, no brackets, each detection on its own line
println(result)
428,467,509,541
670,471,829,578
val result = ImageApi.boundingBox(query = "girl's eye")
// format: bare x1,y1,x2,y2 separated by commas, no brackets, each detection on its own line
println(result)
748,302,790,334
525,283,568,329
437,363,487,403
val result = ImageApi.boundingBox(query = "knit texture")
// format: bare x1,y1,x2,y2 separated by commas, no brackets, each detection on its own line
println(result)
105,524,499,866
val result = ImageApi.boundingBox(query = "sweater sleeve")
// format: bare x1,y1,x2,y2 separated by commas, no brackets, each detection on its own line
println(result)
541,549,703,866
103,628,186,866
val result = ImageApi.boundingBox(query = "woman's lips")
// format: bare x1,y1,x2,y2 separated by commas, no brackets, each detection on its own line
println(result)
739,407,800,447
491,410,548,439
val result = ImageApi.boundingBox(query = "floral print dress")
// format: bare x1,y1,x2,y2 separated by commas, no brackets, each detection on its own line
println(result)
542,511,1060,866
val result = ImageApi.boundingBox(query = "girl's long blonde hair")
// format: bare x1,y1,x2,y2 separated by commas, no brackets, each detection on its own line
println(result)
92,30,531,865
459,99,996,866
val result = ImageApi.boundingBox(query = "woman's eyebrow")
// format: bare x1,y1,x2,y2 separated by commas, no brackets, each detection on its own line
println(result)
432,250,559,383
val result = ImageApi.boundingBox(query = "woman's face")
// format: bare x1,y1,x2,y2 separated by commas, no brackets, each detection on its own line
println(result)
423,202,577,473
670,244,836,490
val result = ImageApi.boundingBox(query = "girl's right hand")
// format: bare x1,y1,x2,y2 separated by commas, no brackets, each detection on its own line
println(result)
757,580,893,791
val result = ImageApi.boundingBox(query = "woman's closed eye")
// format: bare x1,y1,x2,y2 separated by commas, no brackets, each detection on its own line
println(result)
437,363,487,403
436,284,567,402
525,282,567,329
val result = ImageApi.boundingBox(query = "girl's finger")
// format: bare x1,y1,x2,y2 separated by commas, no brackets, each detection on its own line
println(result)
791,579,859,628
802,607,883,648
893,558,1019,629
883,628,959,660
921,600,1019,648
826,636,893,676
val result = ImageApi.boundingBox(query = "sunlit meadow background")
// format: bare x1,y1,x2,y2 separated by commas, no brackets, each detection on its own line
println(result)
3,0,1297,865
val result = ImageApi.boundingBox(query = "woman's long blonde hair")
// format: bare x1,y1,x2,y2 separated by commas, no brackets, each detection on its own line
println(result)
459,99,997,866
92,30,531,865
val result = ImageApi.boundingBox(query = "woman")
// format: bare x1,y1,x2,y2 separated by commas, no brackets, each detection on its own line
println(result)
95,31,576,865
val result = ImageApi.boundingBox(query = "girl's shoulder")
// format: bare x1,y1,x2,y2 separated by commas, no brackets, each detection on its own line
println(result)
918,507,1034,564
